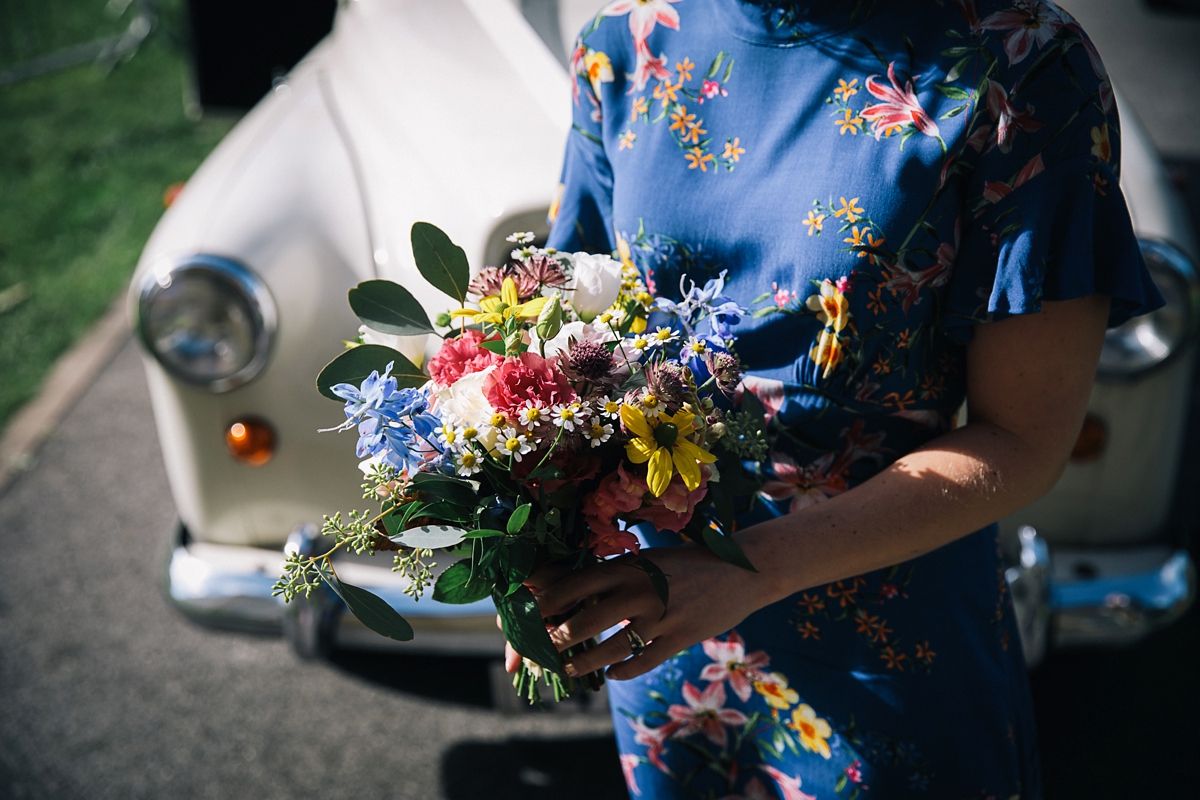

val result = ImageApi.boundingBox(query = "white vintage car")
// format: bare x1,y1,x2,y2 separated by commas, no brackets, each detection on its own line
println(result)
130,0,1196,672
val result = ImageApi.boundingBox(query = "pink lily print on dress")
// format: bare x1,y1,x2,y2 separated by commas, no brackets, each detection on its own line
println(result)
628,714,680,774
982,153,1045,203
666,681,748,748
883,219,960,312
861,62,941,145
760,765,817,800
976,0,1066,65
601,0,682,91
762,419,889,512
620,753,643,796
699,630,771,702
985,80,1043,153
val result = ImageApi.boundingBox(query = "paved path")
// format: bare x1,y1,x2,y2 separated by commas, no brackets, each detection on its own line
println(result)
2,1,1199,798
0,343,618,800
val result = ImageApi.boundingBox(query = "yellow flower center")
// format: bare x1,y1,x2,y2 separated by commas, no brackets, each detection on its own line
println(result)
635,291,652,306
598,312,613,324
462,427,478,440
505,437,521,452
525,407,542,421
491,413,507,427
590,424,605,438
653,422,678,449
654,328,673,341
643,394,659,408
560,408,575,421
689,341,706,354
461,453,477,467
605,401,620,414
633,337,648,349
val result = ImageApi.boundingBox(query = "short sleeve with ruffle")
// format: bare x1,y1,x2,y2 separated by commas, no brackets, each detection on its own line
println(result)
940,8,1163,341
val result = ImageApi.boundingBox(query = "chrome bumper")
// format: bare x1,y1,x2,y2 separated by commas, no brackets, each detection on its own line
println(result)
1005,526,1196,665
163,522,504,656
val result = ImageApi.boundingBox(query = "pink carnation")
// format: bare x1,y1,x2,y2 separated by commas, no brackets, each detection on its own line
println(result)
639,468,709,533
427,330,501,386
483,351,576,415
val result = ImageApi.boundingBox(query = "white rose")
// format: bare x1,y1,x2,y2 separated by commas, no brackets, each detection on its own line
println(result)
359,325,426,368
566,252,623,322
433,365,500,450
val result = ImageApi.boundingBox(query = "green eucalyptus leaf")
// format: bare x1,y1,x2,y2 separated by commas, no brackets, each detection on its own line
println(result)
411,473,479,507
699,524,758,573
317,344,426,400
392,525,467,550
462,528,506,539
504,537,539,594
411,222,471,303
325,576,414,641
507,503,532,535
496,586,561,675
348,280,433,336
433,560,493,604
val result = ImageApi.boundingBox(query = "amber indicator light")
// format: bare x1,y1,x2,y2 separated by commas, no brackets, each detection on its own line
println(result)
225,417,276,466
1070,413,1107,463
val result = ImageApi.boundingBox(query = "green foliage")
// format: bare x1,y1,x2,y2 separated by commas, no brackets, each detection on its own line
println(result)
347,279,433,336
316,343,425,400
391,546,437,599
432,559,492,604
327,578,414,642
496,586,562,675
0,0,237,427
410,221,470,303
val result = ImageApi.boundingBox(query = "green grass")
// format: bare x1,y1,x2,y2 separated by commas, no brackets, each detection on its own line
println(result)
0,0,238,427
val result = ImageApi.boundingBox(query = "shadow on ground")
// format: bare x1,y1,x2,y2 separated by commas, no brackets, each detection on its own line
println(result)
441,736,626,800
327,651,495,708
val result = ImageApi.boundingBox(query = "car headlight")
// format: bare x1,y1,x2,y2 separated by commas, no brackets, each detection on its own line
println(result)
136,254,277,392
1097,238,1200,380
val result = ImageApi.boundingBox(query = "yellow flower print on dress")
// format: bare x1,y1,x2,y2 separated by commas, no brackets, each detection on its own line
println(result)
1090,124,1111,162
723,137,745,162
791,704,834,759
806,278,853,378
834,78,858,100
836,108,864,135
619,130,637,150
685,147,715,171
583,49,614,96
834,197,865,223
802,210,826,236
753,672,799,709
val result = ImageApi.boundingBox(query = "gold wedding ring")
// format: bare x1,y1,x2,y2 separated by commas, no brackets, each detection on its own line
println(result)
625,626,646,657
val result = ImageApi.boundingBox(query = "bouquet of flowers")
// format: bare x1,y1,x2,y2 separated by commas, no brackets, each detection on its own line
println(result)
274,222,770,702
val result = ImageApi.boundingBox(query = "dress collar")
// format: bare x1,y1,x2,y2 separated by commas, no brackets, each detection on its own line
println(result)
713,0,883,47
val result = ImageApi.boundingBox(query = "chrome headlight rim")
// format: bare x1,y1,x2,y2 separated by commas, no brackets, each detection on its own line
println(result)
136,253,278,393
1096,237,1200,383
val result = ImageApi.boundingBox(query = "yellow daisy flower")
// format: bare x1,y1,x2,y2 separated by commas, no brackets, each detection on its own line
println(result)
621,404,716,496
791,704,833,759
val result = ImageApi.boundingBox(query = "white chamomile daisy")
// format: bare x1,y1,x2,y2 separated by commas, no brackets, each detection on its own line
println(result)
455,451,482,476
648,326,679,349
551,403,585,431
459,425,481,445
519,401,547,427
437,423,463,450
584,421,614,448
599,398,622,420
639,392,663,419
627,334,651,360
500,427,533,461
506,231,536,245
684,337,710,357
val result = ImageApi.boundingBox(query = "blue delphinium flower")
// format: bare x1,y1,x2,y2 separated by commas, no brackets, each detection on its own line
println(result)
325,362,442,474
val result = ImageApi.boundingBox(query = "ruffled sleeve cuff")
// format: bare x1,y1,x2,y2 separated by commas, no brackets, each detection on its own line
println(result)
941,155,1164,342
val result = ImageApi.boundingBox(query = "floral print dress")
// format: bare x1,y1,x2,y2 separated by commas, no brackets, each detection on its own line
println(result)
546,1,1162,797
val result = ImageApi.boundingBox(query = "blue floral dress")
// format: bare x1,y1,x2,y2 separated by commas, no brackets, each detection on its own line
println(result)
546,1,1162,797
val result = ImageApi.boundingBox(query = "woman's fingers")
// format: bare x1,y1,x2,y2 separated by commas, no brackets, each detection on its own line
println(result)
605,636,677,682
504,641,521,674
536,559,633,616
563,620,655,678
548,592,644,652
524,561,573,595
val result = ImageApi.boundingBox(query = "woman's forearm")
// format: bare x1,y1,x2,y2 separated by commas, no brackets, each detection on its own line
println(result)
737,419,1067,606
737,295,1111,607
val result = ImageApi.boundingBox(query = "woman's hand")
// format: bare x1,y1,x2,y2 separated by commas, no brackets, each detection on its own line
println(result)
506,544,784,681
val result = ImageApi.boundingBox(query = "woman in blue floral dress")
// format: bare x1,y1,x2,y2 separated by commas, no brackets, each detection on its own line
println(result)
519,1,1163,797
